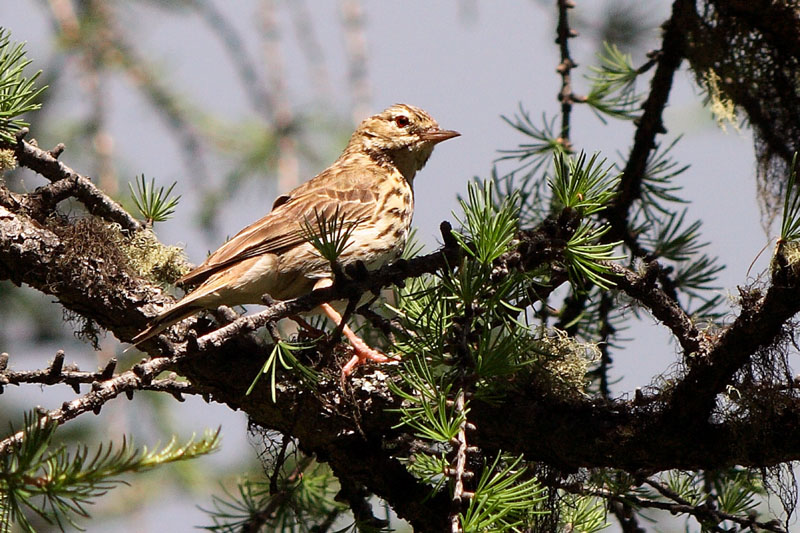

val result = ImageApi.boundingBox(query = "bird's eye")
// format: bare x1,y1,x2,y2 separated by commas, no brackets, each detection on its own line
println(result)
394,115,410,128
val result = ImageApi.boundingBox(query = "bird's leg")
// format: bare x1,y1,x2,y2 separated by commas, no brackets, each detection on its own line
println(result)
332,295,359,341
313,278,394,378
319,302,393,377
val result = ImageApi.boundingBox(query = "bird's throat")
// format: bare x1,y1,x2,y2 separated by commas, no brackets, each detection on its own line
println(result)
366,145,433,183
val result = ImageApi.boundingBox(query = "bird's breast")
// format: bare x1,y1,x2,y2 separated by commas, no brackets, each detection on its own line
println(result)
341,170,414,269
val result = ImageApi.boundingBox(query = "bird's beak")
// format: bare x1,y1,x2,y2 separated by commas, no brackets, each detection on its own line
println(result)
420,128,461,144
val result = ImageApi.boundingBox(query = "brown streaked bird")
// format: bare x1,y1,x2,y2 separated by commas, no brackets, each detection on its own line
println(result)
131,103,459,377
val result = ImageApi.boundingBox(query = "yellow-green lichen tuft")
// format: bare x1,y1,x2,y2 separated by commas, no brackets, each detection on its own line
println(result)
537,329,600,393
703,69,739,133
123,229,190,285
0,149,17,172
772,240,800,279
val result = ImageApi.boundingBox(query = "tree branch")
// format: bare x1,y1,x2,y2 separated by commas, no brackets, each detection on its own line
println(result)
0,349,213,455
0,351,205,401
604,0,691,254
663,266,800,425
6,129,143,232
608,261,702,357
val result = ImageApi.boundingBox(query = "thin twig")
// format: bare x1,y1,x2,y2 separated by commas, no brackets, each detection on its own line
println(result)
558,479,786,532
555,0,577,152
644,477,780,533
592,292,615,399
357,307,405,344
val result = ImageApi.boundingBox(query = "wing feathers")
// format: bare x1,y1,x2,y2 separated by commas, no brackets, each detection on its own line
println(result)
177,164,383,288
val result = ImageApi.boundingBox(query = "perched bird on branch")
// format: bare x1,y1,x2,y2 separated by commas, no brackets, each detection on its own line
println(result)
131,103,459,377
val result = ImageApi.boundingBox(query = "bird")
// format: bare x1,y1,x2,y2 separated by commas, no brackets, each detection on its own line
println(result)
131,103,459,377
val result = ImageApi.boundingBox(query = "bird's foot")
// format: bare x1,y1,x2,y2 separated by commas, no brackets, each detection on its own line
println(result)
340,334,395,380
316,299,397,381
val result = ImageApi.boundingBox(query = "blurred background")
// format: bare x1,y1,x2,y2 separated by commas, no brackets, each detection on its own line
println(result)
0,1,765,530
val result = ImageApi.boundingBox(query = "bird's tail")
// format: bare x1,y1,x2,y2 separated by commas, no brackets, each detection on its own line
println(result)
129,302,203,347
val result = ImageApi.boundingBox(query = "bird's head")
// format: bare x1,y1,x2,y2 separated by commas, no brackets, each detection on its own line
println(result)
347,104,460,179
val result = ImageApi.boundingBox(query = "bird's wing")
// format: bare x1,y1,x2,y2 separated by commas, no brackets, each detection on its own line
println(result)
177,165,382,287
